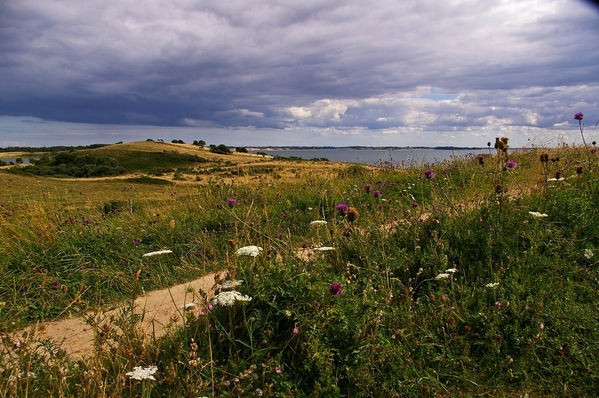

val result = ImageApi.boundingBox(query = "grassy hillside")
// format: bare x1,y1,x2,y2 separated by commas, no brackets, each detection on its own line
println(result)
1,142,598,397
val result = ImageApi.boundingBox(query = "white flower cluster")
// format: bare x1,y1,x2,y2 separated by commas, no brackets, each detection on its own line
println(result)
125,365,158,380
528,211,549,218
218,279,244,290
309,220,327,226
235,246,263,257
313,246,335,251
211,291,252,307
485,282,500,288
584,249,594,260
435,268,457,280
142,249,173,257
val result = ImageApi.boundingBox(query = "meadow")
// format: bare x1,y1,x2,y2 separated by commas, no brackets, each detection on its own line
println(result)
1,138,599,397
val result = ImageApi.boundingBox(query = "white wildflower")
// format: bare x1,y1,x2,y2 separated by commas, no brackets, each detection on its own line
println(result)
485,282,499,288
142,249,173,257
211,291,253,307
313,247,335,251
435,273,450,280
235,246,263,257
528,211,548,218
547,177,565,181
125,365,158,381
179,302,197,310
445,268,458,273
219,279,244,289
584,249,594,260
310,220,327,226
307,207,313,211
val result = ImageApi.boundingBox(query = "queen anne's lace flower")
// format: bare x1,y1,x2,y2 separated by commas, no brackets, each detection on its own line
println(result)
313,247,335,251
445,268,458,273
211,291,253,306
435,273,450,280
485,282,500,288
219,279,244,289
528,211,548,218
142,250,173,257
125,365,158,380
235,246,263,257
310,220,328,226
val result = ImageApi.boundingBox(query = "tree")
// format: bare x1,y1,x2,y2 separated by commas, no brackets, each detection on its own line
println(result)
235,147,248,153
198,140,206,148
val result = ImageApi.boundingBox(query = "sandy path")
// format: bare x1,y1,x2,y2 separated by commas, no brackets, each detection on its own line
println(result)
18,272,219,359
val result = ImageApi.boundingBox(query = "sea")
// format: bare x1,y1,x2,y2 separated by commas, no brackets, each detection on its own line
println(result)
249,148,490,167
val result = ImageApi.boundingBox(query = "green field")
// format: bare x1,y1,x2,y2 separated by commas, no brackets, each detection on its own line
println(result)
1,141,598,397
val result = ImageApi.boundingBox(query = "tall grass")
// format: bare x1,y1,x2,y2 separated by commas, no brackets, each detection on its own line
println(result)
1,144,598,397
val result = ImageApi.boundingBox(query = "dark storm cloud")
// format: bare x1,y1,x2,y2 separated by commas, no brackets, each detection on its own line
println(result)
1,0,598,146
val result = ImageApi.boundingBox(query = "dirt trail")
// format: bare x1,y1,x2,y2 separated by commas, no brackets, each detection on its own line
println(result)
18,272,219,359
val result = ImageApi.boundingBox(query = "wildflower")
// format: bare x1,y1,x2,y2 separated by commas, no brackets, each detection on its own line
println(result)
313,246,335,251
255,389,264,397
125,365,158,381
310,220,328,226
476,154,485,165
276,231,284,238
584,249,594,259
329,282,344,296
142,249,173,257
445,268,458,273
52,280,60,288
364,184,372,193
505,160,518,169
574,112,584,121
218,279,244,290
495,301,502,307
211,291,252,307
489,226,495,231
346,207,359,222
424,169,436,179
440,294,447,302
485,282,499,288
275,367,281,374
540,323,545,330
435,273,450,280
235,245,263,257
293,327,299,334
373,190,382,198
336,203,349,214
411,202,419,208
495,184,504,194
132,238,141,245
539,153,549,163
226,197,238,207
528,211,548,218
555,170,562,179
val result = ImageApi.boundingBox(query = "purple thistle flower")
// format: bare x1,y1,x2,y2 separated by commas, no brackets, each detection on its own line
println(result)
574,112,584,121
336,203,349,214
329,282,344,296
411,202,419,208
373,190,382,198
424,169,436,179
226,197,237,207
276,231,284,239
133,238,141,245
505,160,518,169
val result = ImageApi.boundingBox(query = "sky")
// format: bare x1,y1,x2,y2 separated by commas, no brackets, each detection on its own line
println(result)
1,0,599,148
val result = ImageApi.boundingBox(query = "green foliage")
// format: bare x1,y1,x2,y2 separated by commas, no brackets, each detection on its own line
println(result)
210,144,232,154
2,146,599,396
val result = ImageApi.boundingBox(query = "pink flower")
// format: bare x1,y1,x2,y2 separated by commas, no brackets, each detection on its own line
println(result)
329,282,344,296
424,169,436,179
574,112,584,121
293,327,299,334
505,160,518,169
275,367,281,374
540,323,545,330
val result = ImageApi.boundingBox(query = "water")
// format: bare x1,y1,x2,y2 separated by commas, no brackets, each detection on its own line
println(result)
0,157,31,164
250,148,489,166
